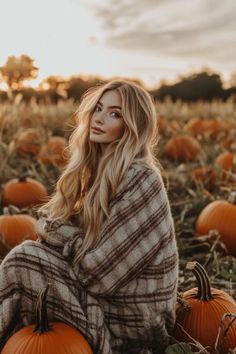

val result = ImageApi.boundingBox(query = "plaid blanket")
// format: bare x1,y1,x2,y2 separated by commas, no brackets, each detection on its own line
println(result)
0,162,179,353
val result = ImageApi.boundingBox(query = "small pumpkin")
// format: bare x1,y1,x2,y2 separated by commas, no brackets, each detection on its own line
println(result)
190,165,217,190
220,130,236,150
2,175,48,208
203,119,230,138
170,120,181,133
14,128,42,155
38,136,68,166
195,194,236,257
164,134,201,161
174,261,236,354
1,284,93,354
184,118,233,139
0,206,37,247
184,118,206,136
215,151,236,181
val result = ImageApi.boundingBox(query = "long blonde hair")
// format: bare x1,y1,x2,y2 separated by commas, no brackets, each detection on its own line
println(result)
40,79,162,261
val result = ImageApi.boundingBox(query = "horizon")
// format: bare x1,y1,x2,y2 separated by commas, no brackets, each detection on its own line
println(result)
0,64,232,92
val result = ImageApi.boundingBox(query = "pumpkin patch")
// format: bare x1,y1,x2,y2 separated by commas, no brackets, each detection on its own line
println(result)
0,92,236,354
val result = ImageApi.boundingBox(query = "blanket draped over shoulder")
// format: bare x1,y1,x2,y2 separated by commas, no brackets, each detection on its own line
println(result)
0,162,179,354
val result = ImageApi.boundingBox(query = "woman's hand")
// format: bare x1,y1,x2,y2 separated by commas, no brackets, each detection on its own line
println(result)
35,217,48,242
35,216,84,260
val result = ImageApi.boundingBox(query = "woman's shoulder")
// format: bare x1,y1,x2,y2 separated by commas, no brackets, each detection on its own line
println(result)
113,161,162,203
127,161,161,180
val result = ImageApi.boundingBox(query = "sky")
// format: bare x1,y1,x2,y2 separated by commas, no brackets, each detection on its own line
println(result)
0,0,236,89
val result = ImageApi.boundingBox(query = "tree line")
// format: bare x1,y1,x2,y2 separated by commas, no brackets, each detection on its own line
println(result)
0,54,236,102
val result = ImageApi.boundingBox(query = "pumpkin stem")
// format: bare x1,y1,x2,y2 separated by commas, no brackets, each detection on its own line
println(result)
18,173,30,182
228,191,236,204
34,283,52,333
186,261,213,301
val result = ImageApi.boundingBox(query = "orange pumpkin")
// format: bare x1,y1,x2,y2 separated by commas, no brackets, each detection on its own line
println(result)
190,165,217,190
184,118,206,136
1,284,93,354
0,206,37,247
220,131,236,150
14,128,42,155
164,134,201,161
38,136,68,166
195,197,236,257
170,120,181,133
215,151,236,181
2,175,48,208
184,118,233,138
203,120,230,138
174,261,236,354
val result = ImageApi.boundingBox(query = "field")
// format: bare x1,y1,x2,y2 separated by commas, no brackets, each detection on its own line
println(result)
0,95,236,353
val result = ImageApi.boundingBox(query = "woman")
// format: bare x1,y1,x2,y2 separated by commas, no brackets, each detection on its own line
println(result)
0,80,179,353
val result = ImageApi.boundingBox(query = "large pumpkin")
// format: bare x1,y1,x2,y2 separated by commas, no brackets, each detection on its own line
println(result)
174,261,236,354
0,206,37,247
164,134,201,161
2,175,48,208
1,284,93,354
195,197,236,257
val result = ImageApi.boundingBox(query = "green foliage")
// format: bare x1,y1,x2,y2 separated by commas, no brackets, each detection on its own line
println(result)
165,343,194,354
151,71,233,101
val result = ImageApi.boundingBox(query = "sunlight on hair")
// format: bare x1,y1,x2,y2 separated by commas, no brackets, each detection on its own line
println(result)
39,79,162,261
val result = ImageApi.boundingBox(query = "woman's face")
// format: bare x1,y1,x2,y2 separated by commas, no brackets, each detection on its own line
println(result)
89,90,125,153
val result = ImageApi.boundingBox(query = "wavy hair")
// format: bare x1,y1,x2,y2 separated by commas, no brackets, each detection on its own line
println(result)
39,79,162,261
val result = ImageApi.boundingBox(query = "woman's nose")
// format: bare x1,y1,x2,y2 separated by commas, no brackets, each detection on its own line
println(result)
94,111,105,123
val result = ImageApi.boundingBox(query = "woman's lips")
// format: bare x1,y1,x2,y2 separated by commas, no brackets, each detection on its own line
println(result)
91,127,105,133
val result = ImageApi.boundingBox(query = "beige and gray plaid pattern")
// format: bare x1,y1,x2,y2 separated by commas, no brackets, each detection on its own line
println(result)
0,163,179,354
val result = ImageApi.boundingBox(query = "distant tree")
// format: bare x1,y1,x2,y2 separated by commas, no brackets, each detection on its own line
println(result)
38,75,66,90
66,76,101,101
152,71,224,101
0,54,38,90
38,75,68,98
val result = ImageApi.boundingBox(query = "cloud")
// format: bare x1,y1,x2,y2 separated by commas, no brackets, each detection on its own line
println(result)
81,0,236,64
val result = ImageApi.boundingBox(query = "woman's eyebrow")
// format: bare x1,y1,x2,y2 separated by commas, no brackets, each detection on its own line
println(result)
97,101,122,110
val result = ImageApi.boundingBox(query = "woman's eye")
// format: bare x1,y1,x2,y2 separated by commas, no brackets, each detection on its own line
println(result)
110,111,121,118
94,105,101,112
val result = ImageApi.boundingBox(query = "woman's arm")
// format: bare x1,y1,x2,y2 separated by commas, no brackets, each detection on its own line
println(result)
36,215,85,254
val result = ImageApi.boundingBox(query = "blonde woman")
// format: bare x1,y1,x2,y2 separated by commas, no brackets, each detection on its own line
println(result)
0,80,179,354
